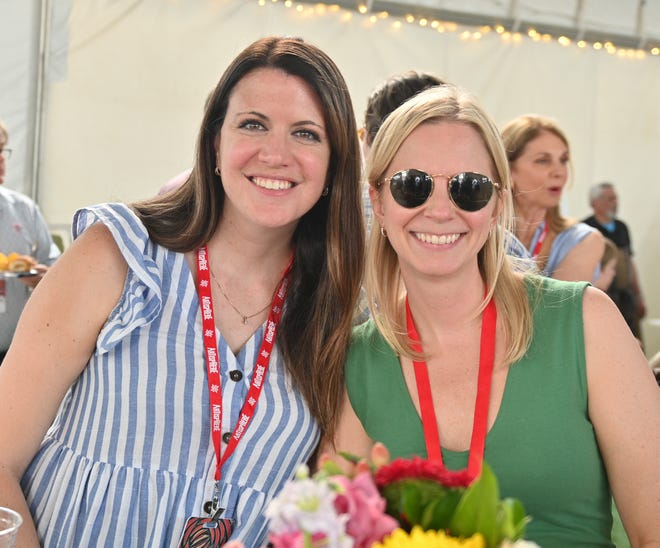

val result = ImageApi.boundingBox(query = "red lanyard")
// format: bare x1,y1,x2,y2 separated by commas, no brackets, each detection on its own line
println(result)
196,246,292,481
406,295,497,486
530,221,548,258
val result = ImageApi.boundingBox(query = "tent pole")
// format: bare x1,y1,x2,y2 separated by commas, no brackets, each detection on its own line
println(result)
32,0,51,203
575,0,585,41
636,0,647,49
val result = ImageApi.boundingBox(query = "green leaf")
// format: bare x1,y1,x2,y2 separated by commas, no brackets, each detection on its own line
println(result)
498,498,531,541
400,483,424,528
449,463,500,547
315,460,345,480
421,488,463,530
338,451,362,465
382,479,457,531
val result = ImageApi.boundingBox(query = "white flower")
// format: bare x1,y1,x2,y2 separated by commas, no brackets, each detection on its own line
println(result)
266,475,352,547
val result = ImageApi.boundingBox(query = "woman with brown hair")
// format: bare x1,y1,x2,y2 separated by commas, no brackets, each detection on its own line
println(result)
0,36,364,546
501,114,605,283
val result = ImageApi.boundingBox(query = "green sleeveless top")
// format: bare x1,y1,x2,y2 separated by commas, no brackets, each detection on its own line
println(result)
346,276,613,547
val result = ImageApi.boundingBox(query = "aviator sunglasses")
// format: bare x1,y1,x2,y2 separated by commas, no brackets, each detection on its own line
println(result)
382,169,500,211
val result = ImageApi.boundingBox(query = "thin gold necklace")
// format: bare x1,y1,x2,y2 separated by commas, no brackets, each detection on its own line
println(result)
210,269,272,324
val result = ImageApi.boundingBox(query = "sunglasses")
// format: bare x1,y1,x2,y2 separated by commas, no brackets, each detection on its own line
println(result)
382,169,500,211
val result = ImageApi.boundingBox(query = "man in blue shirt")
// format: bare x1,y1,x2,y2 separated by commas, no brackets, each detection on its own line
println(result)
0,118,61,362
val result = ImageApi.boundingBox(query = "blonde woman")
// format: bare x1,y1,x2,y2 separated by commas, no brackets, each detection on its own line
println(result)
328,86,660,547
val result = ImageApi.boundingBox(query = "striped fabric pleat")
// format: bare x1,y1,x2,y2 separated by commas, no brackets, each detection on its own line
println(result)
21,203,320,547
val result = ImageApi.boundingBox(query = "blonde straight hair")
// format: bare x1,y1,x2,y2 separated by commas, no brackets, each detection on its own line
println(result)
366,85,535,366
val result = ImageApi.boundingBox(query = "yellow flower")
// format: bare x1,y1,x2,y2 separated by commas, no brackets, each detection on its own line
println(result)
373,526,486,548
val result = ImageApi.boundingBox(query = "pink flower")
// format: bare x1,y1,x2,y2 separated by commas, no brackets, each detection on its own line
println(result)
331,471,398,548
269,530,328,548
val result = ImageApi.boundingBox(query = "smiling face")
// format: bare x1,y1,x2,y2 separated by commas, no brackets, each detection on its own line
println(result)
216,67,331,233
509,129,569,211
371,121,499,281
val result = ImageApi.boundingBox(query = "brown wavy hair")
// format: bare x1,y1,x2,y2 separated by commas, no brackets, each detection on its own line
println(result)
132,36,365,441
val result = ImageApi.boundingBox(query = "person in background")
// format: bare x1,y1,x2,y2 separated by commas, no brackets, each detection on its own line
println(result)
583,181,646,342
0,36,364,547
157,94,214,196
158,167,192,195
0,118,60,364
327,85,660,546
649,350,660,386
501,114,607,284
360,71,447,232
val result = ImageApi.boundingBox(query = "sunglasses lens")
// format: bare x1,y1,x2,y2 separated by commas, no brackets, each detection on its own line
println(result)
449,172,494,211
390,169,433,208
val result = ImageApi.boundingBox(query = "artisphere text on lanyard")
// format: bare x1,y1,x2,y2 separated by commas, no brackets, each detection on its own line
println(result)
196,245,292,481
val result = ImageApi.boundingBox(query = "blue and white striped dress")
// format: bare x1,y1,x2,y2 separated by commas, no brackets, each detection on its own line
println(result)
21,203,320,547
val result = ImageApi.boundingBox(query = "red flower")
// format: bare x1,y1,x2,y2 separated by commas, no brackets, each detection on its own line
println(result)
374,457,473,488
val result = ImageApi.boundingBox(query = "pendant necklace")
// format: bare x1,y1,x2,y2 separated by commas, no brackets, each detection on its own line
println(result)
406,293,497,486
210,268,273,324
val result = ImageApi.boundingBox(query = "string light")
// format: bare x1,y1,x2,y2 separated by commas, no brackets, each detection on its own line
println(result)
252,0,657,60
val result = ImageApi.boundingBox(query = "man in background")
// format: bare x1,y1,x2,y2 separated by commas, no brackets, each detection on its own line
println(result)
0,118,60,363
583,182,646,342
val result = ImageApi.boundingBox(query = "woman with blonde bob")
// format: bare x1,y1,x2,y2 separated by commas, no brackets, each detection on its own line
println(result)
328,85,660,547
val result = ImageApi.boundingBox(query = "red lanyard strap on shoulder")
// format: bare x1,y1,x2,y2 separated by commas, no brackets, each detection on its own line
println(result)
407,294,497,485
530,221,548,259
197,246,292,481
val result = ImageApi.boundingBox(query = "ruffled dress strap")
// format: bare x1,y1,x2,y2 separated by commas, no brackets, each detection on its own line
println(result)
73,203,164,354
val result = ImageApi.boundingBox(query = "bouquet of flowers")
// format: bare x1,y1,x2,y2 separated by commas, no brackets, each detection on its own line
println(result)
232,444,538,548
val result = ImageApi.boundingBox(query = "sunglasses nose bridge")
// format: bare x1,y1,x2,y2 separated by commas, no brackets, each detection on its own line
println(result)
422,173,458,214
